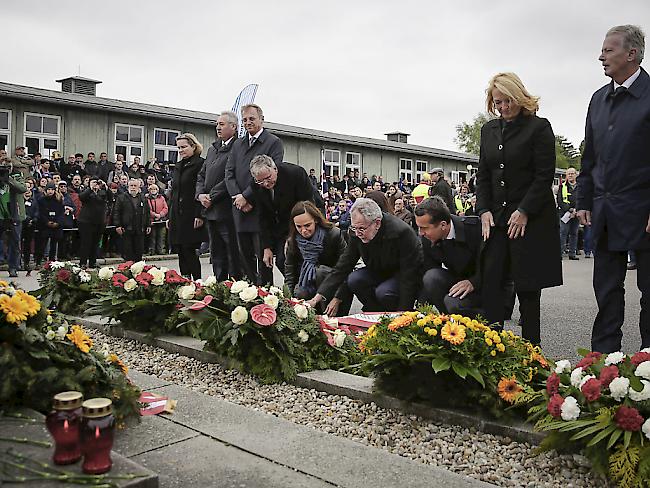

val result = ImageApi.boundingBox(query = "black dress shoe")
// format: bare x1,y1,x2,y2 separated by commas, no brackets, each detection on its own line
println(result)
628,262,638,270
569,255,579,260
8,270,18,278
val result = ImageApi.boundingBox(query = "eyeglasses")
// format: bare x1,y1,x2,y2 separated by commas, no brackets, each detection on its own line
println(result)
349,220,378,234
254,174,273,185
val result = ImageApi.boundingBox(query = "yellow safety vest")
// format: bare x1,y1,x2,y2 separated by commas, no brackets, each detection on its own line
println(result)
562,183,572,205
454,195,471,213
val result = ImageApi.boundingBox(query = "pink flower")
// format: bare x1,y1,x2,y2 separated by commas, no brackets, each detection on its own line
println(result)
257,287,269,297
631,352,650,366
135,272,153,288
614,405,644,431
547,394,564,418
250,303,277,327
546,373,561,395
581,378,602,402
117,261,134,272
189,295,213,311
111,273,128,287
56,269,71,282
599,365,619,388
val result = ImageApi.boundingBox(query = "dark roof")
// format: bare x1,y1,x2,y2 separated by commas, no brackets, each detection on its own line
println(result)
0,81,477,163
55,76,102,85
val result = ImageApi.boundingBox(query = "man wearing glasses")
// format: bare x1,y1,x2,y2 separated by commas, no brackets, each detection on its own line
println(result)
308,198,422,312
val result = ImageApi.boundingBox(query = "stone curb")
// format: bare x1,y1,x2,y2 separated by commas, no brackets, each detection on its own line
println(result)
73,315,545,446
2,253,211,271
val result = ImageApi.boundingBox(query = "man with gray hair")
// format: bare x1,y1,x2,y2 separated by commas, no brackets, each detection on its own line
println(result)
308,197,422,312
577,24,650,352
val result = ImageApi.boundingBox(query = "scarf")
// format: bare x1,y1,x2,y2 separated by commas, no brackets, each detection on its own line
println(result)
295,225,326,295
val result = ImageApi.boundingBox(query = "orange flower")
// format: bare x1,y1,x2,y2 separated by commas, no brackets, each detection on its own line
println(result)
109,353,129,375
531,352,548,368
66,325,93,353
387,315,414,331
440,322,466,345
497,377,522,404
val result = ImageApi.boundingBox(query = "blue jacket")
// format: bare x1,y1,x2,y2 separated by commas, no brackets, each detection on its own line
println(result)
577,68,650,251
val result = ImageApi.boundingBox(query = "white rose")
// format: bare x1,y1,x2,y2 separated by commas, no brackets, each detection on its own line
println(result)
78,271,91,283
149,268,165,286
333,329,347,347
72,266,81,274
643,418,650,441
45,330,56,340
570,367,584,388
98,267,114,280
56,325,68,339
605,351,625,365
50,261,64,270
204,276,217,287
269,286,283,296
294,303,308,320
123,279,138,292
177,283,196,300
609,376,630,401
297,330,309,343
554,359,572,374
130,261,146,276
635,361,650,380
264,294,279,309
578,374,596,389
239,286,258,302
231,306,248,325
230,280,249,294
560,396,581,421
629,380,650,402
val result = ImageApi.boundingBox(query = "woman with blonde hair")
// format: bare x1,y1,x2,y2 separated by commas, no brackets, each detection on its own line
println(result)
475,72,562,345
167,133,206,279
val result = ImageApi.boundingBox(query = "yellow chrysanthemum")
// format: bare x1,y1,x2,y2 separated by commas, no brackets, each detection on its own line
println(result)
388,315,414,331
440,322,466,345
109,353,129,374
15,290,41,316
485,338,493,347
66,325,93,353
0,294,30,324
0,280,8,288
428,328,438,337
496,343,505,353
497,377,522,404
490,350,497,357
432,317,443,326
366,324,377,338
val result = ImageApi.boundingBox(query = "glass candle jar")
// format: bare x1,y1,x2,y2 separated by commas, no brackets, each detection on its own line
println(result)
80,398,115,475
45,391,83,465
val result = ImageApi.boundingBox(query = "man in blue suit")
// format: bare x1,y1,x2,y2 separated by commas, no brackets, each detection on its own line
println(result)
577,25,650,352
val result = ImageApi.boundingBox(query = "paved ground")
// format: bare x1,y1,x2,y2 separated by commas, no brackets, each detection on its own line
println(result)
15,255,644,360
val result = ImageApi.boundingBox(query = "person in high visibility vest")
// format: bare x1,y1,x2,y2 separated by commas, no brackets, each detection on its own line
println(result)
557,167,579,259
454,184,472,215
412,172,432,203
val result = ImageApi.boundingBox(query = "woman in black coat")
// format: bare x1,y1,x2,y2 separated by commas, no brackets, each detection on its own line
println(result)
285,201,352,316
476,72,562,345
167,133,206,280
78,177,110,268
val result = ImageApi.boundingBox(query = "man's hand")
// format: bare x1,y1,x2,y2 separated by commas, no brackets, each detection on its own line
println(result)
193,218,204,229
647,214,650,233
233,194,248,210
325,297,342,317
481,211,494,241
306,294,324,309
241,202,253,213
577,210,591,226
116,227,124,235
263,248,274,268
448,280,474,299
507,209,528,239
198,193,212,208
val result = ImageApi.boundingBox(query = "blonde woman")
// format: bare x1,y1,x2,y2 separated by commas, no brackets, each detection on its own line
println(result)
475,72,562,345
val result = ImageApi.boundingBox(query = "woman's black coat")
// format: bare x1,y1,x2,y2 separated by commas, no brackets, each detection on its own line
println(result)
168,154,207,246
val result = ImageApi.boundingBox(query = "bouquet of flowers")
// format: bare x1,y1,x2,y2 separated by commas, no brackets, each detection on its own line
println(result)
181,279,357,383
357,309,549,418
0,281,140,424
522,349,650,488
34,261,97,314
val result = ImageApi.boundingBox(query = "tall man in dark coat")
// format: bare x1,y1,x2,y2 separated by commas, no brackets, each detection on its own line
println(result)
429,168,455,213
249,155,316,277
196,111,241,281
225,104,283,285
577,24,650,352
113,179,151,262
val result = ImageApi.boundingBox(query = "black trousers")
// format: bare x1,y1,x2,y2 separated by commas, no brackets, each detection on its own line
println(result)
207,219,241,281
178,244,201,280
35,228,60,264
420,268,483,315
121,231,144,263
237,232,272,285
592,228,650,352
21,223,35,270
293,264,353,316
78,222,104,267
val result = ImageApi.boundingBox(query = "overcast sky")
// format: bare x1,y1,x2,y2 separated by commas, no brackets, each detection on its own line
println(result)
4,0,650,152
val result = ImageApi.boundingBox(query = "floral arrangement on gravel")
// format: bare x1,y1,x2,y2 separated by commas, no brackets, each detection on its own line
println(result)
180,278,360,384
0,281,140,424
520,349,650,488
34,261,96,314
357,309,550,418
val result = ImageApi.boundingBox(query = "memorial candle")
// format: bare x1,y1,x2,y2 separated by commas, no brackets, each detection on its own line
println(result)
80,398,115,474
45,391,83,464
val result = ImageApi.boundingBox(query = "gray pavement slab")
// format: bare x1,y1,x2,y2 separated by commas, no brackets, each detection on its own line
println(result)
127,369,174,391
113,414,199,458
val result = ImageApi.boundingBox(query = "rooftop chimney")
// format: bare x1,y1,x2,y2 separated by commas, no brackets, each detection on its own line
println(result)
56,76,102,96
385,131,410,144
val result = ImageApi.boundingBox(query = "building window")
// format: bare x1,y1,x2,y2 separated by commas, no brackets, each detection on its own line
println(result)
399,158,413,183
153,128,180,164
323,149,341,177
415,160,428,183
0,109,10,152
450,170,468,185
115,123,144,164
345,152,361,175
24,112,60,158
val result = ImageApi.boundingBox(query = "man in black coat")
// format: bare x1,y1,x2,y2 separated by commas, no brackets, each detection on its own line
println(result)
225,104,283,285
113,179,151,262
307,198,423,312
577,25,650,352
196,111,241,281
557,167,579,259
78,177,109,268
429,168,455,213
249,155,316,277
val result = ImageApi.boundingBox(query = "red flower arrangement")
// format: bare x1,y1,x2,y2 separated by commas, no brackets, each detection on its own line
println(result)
599,365,619,388
56,269,71,282
249,304,277,326
546,372,560,395
631,351,650,366
111,273,128,287
547,393,564,418
117,261,134,272
135,272,153,288
614,405,644,431
575,351,602,370
581,378,602,402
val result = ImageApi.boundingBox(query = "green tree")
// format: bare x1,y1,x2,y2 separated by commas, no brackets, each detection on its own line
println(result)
555,135,581,170
454,112,494,155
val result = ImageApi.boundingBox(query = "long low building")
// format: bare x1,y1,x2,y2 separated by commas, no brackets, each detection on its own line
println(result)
0,76,478,186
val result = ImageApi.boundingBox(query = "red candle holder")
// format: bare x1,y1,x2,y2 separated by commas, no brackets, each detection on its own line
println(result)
45,391,83,465
80,398,115,475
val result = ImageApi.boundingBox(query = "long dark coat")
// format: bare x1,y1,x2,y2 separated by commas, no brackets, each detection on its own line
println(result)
476,113,562,291
577,68,650,251
195,140,235,222
168,154,206,246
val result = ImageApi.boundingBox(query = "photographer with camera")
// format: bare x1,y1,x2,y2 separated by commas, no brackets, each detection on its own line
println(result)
22,185,39,275
0,155,28,276
35,183,64,266
78,177,110,268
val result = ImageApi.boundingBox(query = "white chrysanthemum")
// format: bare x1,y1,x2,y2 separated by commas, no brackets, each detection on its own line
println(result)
78,271,91,283
579,374,596,389
297,330,309,343
230,280,249,294
56,325,68,340
149,268,165,286
554,359,571,374
570,367,584,388
333,329,347,347
123,279,138,292
130,261,146,276
98,267,114,280
231,306,248,325
604,351,625,365
239,286,258,302
629,380,650,402
609,376,630,401
635,361,650,381
45,330,56,340
264,294,279,309
643,419,650,441
50,261,64,270
560,396,580,421
203,276,217,287
294,303,308,320
177,283,196,300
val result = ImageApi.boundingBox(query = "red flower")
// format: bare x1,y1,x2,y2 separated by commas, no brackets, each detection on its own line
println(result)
257,287,269,297
581,378,602,402
175,303,183,309
117,261,134,272
546,373,561,395
143,265,153,272
599,365,619,388
43,261,52,270
614,405,644,431
135,272,153,288
189,295,213,311
56,269,71,282
586,351,603,360
165,269,188,284
111,273,128,287
631,352,650,366
547,394,564,418
250,304,277,327
224,281,233,289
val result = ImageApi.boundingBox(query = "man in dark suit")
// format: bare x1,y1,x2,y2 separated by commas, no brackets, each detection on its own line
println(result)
225,104,284,285
577,24,650,352
249,155,315,277
113,179,151,262
415,196,483,315
429,168,455,213
196,111,241,281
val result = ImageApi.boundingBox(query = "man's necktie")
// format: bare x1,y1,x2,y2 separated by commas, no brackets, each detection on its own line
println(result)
249,137,256,148
611,86,628,98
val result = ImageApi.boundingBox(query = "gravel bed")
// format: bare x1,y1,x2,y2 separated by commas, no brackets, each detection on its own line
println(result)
89,329,609,488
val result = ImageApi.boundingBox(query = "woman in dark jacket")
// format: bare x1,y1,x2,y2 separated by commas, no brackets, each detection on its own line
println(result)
476,72,562,344
285,201,352,316
35,184,64,265
167,133,206,280
78,177,110,268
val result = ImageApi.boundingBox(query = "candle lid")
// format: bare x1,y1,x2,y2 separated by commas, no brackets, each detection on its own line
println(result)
53,391,83,410
82,398,113,418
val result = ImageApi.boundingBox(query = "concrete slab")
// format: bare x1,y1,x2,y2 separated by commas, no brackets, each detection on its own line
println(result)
153,384,491,488
113,414,199,458
127,369,173,391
